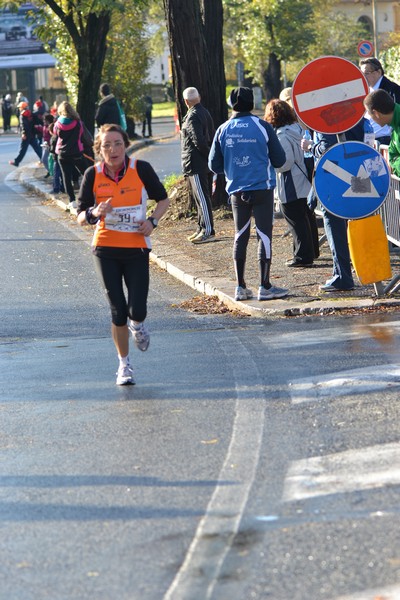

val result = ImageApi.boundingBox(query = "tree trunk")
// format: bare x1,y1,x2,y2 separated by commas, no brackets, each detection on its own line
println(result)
163,0,227,128
75,12,111,135
163,0,228,206
202,0,228,128
262,53,282,102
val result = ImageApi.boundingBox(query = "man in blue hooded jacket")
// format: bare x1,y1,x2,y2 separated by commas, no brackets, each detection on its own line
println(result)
209,87,288,301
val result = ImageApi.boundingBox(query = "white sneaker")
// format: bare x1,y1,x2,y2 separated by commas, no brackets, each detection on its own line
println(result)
116,363,135,385
258,285,289,301
191,232,216,244
129,321,150,352
235,286,253,301
68,201,77,210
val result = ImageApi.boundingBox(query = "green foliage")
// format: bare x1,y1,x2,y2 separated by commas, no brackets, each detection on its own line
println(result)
223,0,369,89
163,173,183,192
381,38,400,83
223,0,316,85
310,7,367,63
102,4,151,119
0,0,150,118
33,7,79,104
152,102,175,118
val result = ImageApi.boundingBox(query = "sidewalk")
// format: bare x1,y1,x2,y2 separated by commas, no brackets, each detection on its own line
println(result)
14,133,400,318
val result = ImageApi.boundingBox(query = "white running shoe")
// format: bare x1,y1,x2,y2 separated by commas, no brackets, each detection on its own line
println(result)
116,363,135,385
234,286,253,301
191,232,216,244
129,321,150,352
258,285,289,301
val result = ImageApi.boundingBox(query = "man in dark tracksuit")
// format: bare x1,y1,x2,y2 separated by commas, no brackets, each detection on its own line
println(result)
181,87,215,244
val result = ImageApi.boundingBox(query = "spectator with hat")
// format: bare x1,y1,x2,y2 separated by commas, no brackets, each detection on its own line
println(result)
95,83,121,128
15,92,28,131
209,87,288,301
9,101,42,167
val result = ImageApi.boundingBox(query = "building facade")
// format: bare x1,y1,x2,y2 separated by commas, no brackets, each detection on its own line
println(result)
337,0,400,55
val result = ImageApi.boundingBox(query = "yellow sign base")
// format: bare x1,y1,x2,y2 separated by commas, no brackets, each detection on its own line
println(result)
348,215,392,285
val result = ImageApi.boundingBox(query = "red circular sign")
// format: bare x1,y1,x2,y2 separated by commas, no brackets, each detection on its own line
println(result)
292,56,369,134
357,40,374,58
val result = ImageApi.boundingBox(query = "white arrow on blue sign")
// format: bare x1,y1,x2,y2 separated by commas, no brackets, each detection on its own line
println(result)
314,142,390,219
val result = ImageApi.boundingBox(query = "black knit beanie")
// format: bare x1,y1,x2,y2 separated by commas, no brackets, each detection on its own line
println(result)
228,87,254,112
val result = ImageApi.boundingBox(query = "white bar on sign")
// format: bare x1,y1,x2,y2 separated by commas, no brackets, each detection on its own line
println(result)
283,441,400,502
296,78,366,112
323,159,353,184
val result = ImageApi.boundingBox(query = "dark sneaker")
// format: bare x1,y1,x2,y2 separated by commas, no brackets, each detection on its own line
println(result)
319,283,354,292
285,259,313,268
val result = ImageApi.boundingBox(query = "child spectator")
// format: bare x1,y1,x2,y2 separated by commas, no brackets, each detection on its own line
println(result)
48,122,65,194
42,113,55,178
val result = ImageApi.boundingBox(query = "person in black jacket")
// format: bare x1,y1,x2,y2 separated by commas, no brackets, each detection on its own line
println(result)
360,57,400,145
1,94,12,131
181,87,215,244
95,83,121,128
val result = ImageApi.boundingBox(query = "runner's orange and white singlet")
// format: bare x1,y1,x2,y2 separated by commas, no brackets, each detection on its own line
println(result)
92,157,150,249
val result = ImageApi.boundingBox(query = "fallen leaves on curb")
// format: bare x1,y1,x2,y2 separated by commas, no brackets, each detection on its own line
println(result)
177,295,246,316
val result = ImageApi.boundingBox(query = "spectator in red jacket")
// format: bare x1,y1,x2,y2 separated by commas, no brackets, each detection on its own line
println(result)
9,102,42,167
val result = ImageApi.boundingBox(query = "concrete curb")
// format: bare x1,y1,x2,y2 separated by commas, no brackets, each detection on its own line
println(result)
149,247,400,317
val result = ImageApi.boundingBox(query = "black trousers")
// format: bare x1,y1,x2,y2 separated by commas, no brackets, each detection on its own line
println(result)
58,155,88,203
230,189,274,262
93,248,150,326
187,172,215,236
280,198,316,264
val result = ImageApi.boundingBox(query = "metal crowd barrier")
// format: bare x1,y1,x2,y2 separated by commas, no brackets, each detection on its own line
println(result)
376,144,400,294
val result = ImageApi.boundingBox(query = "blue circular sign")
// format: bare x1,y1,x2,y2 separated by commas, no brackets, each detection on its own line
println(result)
357,40,374,57
314,142,390,219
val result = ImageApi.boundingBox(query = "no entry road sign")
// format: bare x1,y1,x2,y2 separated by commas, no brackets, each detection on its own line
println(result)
314,141,390,219
292,56,369,134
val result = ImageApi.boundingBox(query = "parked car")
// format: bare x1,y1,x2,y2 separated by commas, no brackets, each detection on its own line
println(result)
0,20,28,41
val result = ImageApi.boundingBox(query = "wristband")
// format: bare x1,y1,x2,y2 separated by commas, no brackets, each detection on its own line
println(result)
86,207,99,224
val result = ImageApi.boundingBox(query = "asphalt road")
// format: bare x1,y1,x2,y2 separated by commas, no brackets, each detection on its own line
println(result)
1,136,400,600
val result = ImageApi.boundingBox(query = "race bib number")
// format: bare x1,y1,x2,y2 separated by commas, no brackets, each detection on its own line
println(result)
104,205,144,232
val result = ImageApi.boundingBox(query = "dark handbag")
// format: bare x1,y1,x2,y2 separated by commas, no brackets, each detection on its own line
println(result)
304,156,315,183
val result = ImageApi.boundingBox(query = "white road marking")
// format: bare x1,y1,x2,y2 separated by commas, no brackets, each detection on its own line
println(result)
264,320,400,349
163,333,265,600
289,364,400,404
282,441,400,502
330,583,400,599
296,78,366,112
